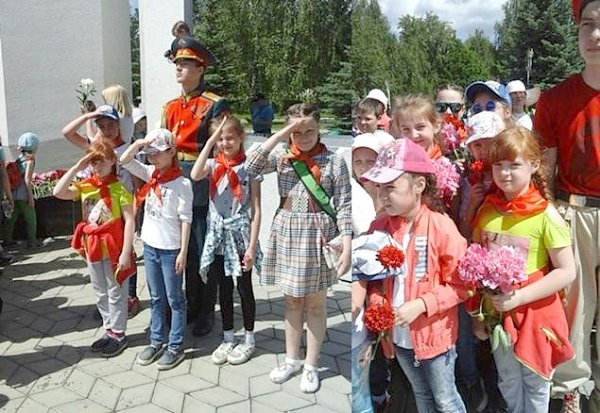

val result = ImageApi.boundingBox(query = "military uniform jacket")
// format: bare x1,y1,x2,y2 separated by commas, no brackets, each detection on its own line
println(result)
161,83,230,154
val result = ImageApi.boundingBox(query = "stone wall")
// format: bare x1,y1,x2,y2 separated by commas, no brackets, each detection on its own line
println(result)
0,0,131,149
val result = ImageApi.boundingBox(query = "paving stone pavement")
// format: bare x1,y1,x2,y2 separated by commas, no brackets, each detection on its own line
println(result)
0,237,351,412
0,156,352,412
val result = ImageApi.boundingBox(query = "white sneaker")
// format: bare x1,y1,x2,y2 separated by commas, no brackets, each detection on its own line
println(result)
211,341,236,365
300,365,320,393
269,358,302,383
227,342,255,365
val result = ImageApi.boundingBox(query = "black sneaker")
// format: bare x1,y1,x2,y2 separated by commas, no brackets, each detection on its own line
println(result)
101,337,128,357
466,378,488,413
156,349,185,370
137,345,166,366
90,334,111,352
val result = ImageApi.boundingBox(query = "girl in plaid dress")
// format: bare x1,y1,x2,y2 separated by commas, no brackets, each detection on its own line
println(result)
245,103,352,393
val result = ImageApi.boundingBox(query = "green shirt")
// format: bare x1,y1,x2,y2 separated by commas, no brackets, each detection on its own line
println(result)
474,204,571,275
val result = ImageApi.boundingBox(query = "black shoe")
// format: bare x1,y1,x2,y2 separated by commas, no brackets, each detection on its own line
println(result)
90,334,111,352
101,337,128,357
192,314,215,337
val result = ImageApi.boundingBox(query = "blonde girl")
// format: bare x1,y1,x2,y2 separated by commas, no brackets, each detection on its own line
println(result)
190,116,261,366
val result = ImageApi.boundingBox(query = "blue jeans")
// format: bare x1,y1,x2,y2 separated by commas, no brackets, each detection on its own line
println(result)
456,304,480,386
493,345,550,413
395,346,466,413
352,342,374,413
144,244,186,352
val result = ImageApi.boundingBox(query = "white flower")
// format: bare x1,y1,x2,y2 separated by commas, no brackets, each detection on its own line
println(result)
80,78,95,88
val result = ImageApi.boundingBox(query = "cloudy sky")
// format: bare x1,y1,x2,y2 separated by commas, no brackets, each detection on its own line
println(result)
130,0,507,41
378,0,508,40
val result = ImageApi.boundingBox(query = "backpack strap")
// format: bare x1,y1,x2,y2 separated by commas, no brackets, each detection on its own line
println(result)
289,156,336,221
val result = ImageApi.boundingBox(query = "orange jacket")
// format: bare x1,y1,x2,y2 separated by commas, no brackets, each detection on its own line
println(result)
368,205,468,360
71,218,124,264
502,269,574,380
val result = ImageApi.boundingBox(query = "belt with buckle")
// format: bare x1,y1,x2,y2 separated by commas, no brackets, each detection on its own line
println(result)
556,190,600,208
177,151,199,161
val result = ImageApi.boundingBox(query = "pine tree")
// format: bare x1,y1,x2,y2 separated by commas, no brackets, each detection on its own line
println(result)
495,0,582,88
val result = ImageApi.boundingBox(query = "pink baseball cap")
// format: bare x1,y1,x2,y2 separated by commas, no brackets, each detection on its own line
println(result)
360,138,435,184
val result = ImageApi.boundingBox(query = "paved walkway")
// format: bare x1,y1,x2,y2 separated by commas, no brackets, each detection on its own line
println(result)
0,139,353,412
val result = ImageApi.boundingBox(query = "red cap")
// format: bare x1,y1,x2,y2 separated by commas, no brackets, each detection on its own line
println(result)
574,0,592,23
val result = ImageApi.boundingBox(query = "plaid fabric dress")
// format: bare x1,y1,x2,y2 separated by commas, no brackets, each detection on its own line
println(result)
245,144,352,297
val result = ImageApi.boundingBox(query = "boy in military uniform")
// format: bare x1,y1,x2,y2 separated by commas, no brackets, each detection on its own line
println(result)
162,36,230,336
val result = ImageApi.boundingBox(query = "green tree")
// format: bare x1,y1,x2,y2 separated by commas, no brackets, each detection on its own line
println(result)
130,9,140,104
495,0,582,88
316,59,358,128
349,0,399,96
464,29,499,79
395,13,490,94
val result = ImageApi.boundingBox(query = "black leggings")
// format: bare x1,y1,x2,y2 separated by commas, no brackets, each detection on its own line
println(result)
209,255,255,332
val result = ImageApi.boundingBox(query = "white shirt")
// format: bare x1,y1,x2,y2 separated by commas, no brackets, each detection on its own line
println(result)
392,232,413,349
122,159,193,250
513,112,533,130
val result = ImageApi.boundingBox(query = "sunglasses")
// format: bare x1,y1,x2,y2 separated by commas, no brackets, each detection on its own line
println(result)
471,100,497,115
435,102,464,113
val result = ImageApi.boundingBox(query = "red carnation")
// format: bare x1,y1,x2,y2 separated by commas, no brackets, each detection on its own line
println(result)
376,245,405,270
364,300,395,334
468,160,486,185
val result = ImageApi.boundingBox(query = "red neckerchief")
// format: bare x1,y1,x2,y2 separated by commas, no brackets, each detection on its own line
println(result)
79,174,119,212
135,165,183,208
427,143,443,160
111,136,125,148
210,151,246,201
287,142,326,183
475,184,549,224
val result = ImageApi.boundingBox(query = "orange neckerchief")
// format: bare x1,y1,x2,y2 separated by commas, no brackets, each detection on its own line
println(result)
475,184,549,224
427,143,443,160
287,142,326,183
135,165,183,208
210,151,246,201
79,174,119,212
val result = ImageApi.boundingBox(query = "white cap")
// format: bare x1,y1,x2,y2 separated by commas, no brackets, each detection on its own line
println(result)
366,89,388,108
465,112,505,145
352,131,395,154
506,80,526,94
132,107,146,124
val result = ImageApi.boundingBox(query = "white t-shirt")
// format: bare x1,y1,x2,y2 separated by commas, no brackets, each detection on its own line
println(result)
392,232,413,349
513,112,533,130
122,159,193,250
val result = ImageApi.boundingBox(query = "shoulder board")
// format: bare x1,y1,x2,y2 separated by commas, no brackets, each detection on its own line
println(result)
165,97,179,106
201,91,221,102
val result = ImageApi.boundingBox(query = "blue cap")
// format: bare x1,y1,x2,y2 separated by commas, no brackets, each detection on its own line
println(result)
17,132,39,151
96,105,120,122
465,81,511,107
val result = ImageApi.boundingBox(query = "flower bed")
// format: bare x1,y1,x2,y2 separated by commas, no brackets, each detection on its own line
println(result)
32,169,67,199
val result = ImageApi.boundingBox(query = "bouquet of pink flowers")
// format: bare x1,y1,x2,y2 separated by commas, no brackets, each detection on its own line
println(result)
458,243,527,352
32,169,67,199
432,157,461,206
440,114,468,161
